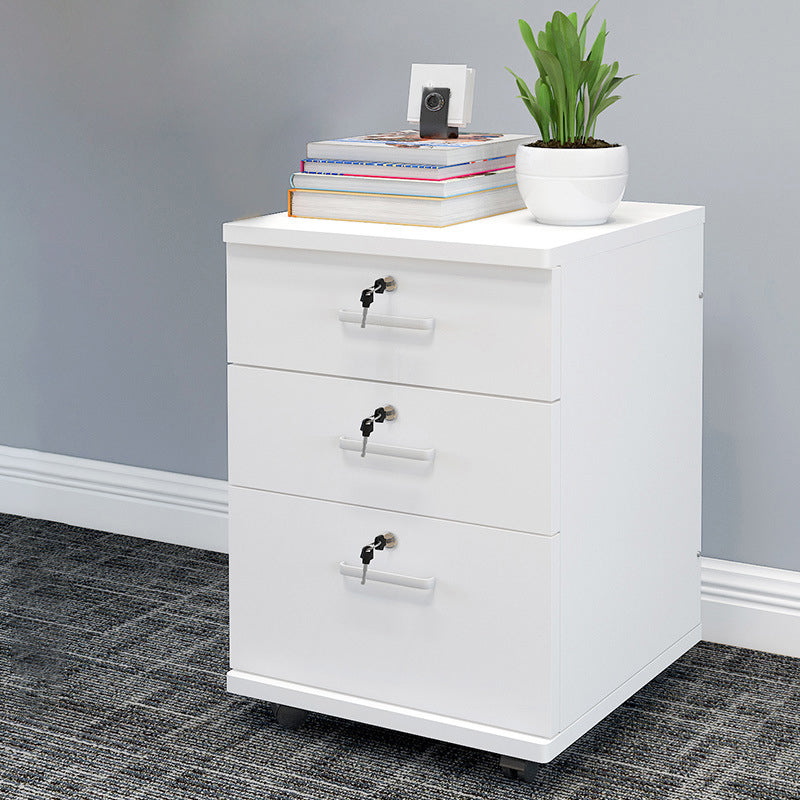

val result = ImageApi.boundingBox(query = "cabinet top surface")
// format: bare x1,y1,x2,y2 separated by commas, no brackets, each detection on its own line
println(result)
223,201,704,268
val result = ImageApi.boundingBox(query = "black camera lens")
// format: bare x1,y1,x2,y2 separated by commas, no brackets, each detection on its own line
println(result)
424,91,445,112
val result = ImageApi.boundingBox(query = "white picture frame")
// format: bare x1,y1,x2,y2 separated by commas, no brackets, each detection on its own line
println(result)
406,64,475,127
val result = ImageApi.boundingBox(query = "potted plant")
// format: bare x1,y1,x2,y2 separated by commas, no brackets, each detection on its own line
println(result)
508,3,634,225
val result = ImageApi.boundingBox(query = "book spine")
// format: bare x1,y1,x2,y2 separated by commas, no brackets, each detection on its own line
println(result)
290,180,516,200
304,155,510,165
289,188,443,202
299,164,514,182
288,186,513,201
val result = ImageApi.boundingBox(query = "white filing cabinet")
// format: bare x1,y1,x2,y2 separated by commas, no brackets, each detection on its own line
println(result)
224,203,704,776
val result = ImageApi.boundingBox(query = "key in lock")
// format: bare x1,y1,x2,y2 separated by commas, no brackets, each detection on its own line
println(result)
359,276,397,327
359,532,398,584
359,405,397,457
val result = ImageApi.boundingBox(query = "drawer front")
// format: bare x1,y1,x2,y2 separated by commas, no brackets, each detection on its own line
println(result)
228,366,560,534
229,487,560,736
227,244,560,401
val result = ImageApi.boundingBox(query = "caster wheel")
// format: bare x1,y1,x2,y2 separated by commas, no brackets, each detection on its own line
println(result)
270,703,309,730
500,766,518,780
499,755,541,784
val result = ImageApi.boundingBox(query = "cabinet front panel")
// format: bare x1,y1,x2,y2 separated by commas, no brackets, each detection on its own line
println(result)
229,487,560,736
227,245,560,401
228,366,560,534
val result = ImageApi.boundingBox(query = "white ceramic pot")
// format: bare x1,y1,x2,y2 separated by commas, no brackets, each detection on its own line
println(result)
515,142,629,225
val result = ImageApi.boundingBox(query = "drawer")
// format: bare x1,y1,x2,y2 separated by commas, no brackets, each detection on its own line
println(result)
229,487,560,736
228,365,560,534
227,244,560,401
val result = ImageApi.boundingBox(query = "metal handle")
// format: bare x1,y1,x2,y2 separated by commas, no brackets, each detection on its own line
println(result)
339,436,435,462
338,309,435,331
339,562,436,591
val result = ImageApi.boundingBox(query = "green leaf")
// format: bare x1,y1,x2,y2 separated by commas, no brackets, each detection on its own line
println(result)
607,74,636,92
575,61,591,139
543,20,555,53
507,67,550,139
538,30,548,51
584,20,606,98
586,94,620,133
587,19,607,72
586,63,608,134
522,94,552,140
585,60,601,96
518,19,538,59
534,48,568,141
576,59,592,88
535,77,555,138
518,18,549,81
535,77,554,120
507,67,535,104
591,61,617,109
567,11,578,29
515,93,534,116
595,63,611,88
579,1,599,56
595,94,621,114
552,12,581,139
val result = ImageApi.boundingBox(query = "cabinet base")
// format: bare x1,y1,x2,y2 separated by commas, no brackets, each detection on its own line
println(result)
228,624,701,763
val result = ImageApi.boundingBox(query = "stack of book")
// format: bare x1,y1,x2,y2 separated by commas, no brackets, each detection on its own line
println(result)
288,131,534,227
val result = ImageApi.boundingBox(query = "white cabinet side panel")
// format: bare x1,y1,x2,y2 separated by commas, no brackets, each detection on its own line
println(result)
559,225,704,727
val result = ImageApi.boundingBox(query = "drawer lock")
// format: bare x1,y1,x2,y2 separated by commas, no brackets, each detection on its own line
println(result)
359,532,398,584
359,404,397,457
360,275,397,328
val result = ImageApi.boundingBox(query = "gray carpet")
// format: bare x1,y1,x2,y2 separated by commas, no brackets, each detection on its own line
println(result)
1,513,798,799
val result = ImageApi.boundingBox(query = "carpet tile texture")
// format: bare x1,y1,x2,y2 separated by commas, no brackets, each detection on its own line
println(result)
1,512,798,799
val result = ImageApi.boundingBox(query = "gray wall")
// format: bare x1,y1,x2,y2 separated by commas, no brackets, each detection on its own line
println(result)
1,1,798,571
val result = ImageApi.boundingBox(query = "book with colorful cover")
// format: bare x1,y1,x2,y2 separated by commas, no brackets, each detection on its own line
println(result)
290,169,516,198
306,131,534,166
300,154,516,180
287,184,524,227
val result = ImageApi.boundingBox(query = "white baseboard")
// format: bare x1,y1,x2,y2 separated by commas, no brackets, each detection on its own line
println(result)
701,557,800,659
1,444,798,658
0,445,228,552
